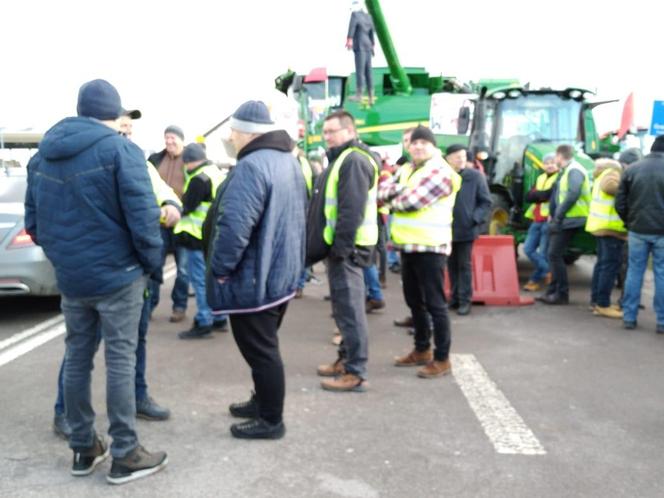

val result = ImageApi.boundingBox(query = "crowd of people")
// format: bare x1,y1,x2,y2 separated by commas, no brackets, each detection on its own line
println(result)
23,78,664,485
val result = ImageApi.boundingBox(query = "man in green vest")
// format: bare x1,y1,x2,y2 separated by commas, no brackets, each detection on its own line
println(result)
174,143,227,338
306,110,378,392
539,144,591,305
523,152,559,292
379,125,461,378
586,158,626,318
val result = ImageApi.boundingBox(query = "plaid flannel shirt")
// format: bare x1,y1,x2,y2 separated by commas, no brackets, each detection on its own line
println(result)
378,157,454,254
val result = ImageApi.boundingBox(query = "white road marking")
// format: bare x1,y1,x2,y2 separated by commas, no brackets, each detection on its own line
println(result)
0,263,177,368
452,353,546,455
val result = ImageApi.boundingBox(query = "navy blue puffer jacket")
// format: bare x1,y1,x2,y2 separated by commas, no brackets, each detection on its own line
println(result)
25,117,162,298
207,130,306,313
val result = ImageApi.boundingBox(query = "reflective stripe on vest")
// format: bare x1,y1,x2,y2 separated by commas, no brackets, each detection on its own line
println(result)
390,160,461,247
298,155,313,197
173,164,227,240
525,172,558,220
557,162,591,218
585,168,626,233
323,147,378,246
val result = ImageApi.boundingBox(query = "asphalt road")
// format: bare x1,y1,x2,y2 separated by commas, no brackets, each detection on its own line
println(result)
1,257,663,497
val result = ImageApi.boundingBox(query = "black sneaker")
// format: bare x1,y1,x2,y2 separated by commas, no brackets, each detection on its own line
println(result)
230,418,285,440
178,322,213,339
212,318,229,332
53,413,71,440
229,392,259,418
136,396,171,421
71,434,109,476
106,445,168,485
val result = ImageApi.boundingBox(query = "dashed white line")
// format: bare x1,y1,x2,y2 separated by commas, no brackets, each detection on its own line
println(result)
452,353,546,455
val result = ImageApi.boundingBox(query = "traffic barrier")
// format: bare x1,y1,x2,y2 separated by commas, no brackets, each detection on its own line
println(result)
445,235,534,306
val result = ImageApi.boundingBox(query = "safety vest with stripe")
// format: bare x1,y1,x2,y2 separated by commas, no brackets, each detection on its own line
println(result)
298,155,313,198
323,147,378,246
174,164,226,241
525,172,558,220
390,160,462,247
585,168,626,234
557,161,591,218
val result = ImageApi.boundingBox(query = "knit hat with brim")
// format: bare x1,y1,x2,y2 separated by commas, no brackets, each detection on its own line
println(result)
230,100,275,134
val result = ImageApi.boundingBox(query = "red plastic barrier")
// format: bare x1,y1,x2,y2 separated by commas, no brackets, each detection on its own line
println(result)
444,235,534,306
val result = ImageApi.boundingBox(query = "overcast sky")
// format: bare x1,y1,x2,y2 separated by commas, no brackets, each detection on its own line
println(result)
1,0,660,151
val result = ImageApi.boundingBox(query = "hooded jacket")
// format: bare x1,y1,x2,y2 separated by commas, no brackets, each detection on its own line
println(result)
24,116,162,298
206,130,306,313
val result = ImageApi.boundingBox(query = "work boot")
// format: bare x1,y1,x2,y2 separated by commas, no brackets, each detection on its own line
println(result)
320,373,367,392
178,321,213,339
317,358,345,377
457,303,472,316
522,281,541,292
71,433,109,476
136,396,171,421
230,418,285,440
229,392,259,419
169,309,186,323
537,294,569,305
393,316,413,328
593,306,623,319
106,446,168,485
417,359,452,379
365,299,386,313
53,413,71,440
394,348,433,367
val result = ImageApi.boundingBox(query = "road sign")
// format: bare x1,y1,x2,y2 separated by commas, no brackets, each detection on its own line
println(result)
649,100,664,136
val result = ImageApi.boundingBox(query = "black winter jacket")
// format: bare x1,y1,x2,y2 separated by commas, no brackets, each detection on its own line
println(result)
452,167,492,242
615,152,664,235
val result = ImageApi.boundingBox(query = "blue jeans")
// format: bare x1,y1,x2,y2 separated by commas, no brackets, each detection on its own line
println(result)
186,248,213,327
149,227,189,313
363,264,383,301
297,268,308,290
524,221,550,282
55,282,154,415
386,215,400,267
61,276,145,458
622,232,664,326
590,236,625,307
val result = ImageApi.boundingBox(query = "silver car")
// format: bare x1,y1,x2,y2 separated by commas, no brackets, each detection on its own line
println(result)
0,132,58,296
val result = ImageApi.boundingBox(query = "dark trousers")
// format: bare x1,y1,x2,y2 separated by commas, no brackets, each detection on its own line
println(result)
401,252,451,361
591,236,626,307
230,303,288,424
448,241,474,306
376,218,387,283
546,227,578,298
354,50,373,96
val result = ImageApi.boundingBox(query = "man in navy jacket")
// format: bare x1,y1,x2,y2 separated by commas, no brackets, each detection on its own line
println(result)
207,100,306,440
25,79,167,484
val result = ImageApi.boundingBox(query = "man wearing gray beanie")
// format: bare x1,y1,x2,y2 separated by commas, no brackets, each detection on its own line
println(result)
207,100,306,439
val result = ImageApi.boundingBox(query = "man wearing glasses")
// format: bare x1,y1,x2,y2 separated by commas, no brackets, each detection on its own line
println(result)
306,110,378,392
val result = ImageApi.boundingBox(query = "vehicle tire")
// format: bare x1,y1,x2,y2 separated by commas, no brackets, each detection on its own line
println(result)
487,193,510,235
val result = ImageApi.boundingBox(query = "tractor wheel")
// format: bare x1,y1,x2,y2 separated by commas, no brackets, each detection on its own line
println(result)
488,193,510,235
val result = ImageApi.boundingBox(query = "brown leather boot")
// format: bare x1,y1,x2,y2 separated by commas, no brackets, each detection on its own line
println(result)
394,348,433,367
522,281,541,292
417,359,452,378
320,373,367,392
169,309,186,323
317,358,345,377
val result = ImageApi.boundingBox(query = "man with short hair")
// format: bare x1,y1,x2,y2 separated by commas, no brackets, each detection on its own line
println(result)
25,79,167,484
379,125,461,378
307,110,378,392
148,126,190,323
445,144,492,316
539,144,591,305
207,100,306,439
615,135,664,333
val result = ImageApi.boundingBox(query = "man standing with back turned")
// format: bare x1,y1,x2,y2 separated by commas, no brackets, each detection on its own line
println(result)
25,79,168,485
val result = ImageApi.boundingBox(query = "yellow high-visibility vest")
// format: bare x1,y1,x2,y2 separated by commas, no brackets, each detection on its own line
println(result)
525,172,558,220
585,168,626,233
323,147,378,246
390,160,461,247
557,161,591,218
173,164,226,241
298,155,313,197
